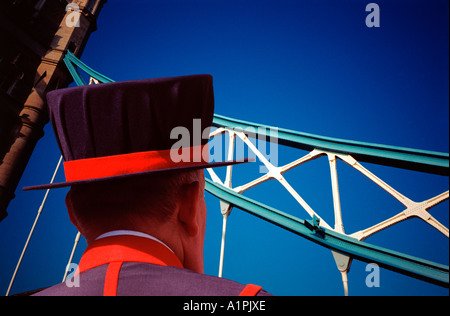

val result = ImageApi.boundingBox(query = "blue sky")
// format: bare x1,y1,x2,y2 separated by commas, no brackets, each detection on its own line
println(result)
1,0,448,296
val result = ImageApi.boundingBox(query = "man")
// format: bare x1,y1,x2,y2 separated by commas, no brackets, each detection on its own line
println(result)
24,74,271,296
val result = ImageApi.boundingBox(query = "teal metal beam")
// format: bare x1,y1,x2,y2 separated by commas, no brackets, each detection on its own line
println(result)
205,178,449,288
63,56,86,86
212,114,449,176
64,50,115,84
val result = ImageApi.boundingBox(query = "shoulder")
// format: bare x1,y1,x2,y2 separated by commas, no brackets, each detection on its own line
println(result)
118,262,273,296
32,264,108,296
32,262,273,296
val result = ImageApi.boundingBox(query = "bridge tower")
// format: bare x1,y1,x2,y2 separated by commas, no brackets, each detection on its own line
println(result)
0,0,107,221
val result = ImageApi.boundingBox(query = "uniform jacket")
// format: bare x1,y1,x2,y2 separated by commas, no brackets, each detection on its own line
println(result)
32,233,271,296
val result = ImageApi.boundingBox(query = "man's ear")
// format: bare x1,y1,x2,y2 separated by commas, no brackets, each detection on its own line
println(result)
177,180,201,237
66,190,80,230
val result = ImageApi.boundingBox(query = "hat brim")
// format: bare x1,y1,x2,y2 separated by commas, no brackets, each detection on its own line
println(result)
22,158,254,191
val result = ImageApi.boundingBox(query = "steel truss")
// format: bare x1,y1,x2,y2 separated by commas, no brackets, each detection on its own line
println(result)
205,121,448,294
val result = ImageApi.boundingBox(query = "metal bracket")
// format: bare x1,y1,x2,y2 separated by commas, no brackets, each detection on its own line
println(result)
304,215,325,237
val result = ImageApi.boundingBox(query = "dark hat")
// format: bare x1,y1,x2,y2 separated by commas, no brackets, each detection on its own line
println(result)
23,74,252,191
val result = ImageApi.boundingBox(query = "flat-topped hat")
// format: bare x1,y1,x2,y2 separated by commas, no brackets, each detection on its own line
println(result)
23,74,252,191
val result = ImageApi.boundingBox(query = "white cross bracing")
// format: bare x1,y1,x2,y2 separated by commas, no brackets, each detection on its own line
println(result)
206,127,449,296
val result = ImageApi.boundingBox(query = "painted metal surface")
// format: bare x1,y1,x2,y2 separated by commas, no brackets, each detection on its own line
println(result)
205,178,449,288
212,114,449,176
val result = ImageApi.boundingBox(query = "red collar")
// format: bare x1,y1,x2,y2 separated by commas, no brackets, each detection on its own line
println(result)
78,235,183,274
76,234,262,296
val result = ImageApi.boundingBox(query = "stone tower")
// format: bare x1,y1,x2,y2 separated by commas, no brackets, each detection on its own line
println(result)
0,0,108,221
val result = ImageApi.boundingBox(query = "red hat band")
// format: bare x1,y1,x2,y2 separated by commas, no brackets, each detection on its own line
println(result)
64,145,208,182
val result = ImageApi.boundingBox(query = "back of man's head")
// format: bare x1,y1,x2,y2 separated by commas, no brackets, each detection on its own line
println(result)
66,169,205,241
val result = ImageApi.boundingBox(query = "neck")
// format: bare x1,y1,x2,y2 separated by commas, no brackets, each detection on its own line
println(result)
82,218,203,274
95,230,175,253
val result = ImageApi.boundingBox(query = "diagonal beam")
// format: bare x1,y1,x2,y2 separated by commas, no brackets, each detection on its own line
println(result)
212,114,449,176
205,178,449,288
